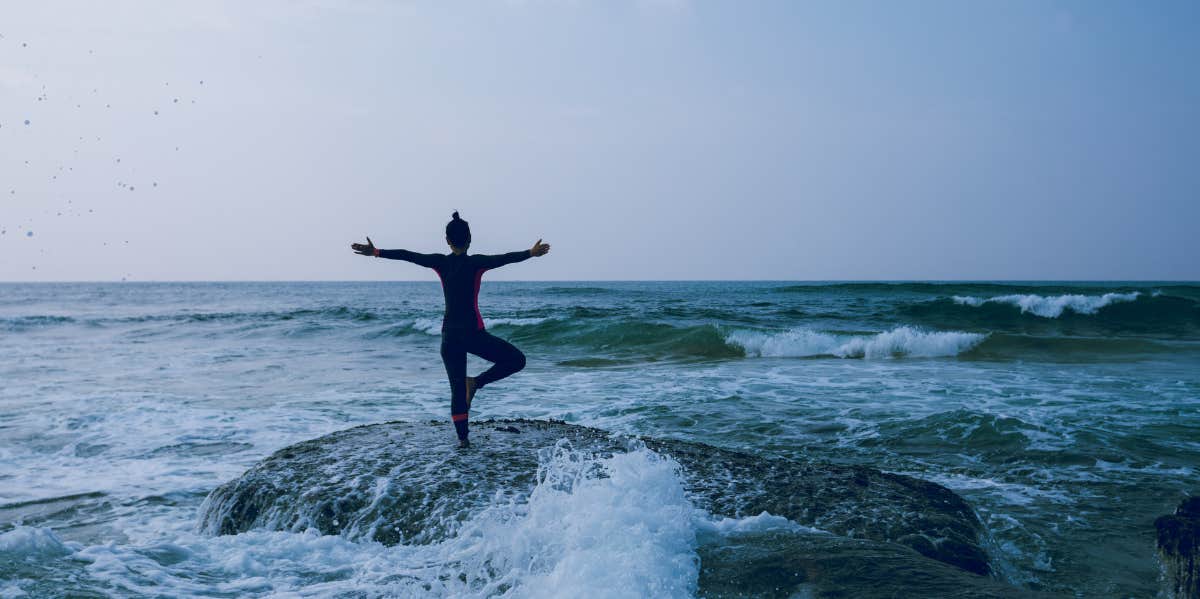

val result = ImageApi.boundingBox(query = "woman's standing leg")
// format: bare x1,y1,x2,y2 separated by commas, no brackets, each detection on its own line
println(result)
440,335,470,441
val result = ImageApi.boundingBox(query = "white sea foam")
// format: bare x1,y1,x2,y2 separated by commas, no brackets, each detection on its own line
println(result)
726,326,986,359
0,526,76,558
951,292,1140,318
409,316,549,335
486,317,551,328
0,580,30,598
431,440,700,598
410,317,443,335
699,511,828,536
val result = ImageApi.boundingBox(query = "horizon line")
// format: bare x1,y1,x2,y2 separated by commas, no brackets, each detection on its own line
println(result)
1,279,1198,284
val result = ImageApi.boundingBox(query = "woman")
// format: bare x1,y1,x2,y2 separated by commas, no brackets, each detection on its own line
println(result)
352,212,550,448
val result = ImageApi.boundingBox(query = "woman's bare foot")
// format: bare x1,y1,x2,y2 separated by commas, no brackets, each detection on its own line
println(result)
466,376,477,409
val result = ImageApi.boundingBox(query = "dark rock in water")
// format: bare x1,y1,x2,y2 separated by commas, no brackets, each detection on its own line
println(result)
1157,496,1200,599
200,419,1013,594
642,435,989,576
698,529,1042,598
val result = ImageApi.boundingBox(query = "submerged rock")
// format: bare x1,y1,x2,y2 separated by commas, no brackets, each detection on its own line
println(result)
200,419,1018,595
1157,496,1200,599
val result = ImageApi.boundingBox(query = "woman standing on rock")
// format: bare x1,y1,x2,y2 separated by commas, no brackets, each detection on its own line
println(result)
352,212,550,448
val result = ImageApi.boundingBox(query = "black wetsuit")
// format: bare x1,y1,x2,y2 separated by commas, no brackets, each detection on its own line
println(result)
375,247,531,439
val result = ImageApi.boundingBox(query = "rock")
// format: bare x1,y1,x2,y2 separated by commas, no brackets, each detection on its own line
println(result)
199,419,1015,594
1157,496,1200,599
697,529,1043,598
642,435,989,575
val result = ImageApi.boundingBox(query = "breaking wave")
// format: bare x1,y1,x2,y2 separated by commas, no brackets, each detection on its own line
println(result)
902,292,1200,336
726,326,986,359
951,292,1140,318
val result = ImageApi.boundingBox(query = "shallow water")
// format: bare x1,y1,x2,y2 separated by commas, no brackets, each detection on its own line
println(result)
2,281,1198,596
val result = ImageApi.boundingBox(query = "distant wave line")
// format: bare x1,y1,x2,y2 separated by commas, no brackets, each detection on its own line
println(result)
951,292,1140,318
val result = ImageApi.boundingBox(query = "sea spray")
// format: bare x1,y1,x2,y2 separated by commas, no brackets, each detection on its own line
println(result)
433,440,699,598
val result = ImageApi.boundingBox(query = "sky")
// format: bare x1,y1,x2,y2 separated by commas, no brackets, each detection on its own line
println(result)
1,0,1197,281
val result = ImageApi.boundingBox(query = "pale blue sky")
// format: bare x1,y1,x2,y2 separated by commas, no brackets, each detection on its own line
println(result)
2,1,1197,280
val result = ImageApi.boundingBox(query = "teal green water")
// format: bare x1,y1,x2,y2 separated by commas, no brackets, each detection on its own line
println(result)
1,281,1198,596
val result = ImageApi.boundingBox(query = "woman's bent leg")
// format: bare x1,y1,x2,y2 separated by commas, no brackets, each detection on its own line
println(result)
468,330,526,390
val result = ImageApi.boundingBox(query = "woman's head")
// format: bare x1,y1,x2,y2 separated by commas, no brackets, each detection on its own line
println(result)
445,211,471,250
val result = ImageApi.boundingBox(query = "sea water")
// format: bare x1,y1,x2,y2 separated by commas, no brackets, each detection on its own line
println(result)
1,281,1198,596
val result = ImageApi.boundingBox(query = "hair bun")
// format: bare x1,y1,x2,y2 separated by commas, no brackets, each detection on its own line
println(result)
451,211,461,220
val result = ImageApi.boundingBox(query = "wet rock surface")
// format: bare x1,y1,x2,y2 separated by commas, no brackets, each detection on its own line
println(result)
697,530,1042,598
1157,496,1200,599
199,419,1021,595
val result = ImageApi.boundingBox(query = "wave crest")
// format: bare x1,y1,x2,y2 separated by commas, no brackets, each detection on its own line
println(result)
951,292,1140,318
726,326,985,359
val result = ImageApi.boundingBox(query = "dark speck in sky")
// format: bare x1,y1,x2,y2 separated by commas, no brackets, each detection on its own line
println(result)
27,231,33,237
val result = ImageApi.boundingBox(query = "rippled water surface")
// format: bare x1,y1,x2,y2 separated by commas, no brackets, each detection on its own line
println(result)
2,281,1198,596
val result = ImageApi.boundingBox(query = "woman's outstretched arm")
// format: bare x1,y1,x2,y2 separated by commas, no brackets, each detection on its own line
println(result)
351,237,443,269
473,239,551,270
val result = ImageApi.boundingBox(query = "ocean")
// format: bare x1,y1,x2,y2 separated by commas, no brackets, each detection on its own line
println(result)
1,281,1198,597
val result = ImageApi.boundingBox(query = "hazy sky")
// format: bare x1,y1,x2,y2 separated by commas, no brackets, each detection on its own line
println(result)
2,1,1197,281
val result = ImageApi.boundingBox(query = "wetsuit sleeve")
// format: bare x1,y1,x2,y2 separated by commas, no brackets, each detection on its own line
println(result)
472,250,532,270
376,249,443,269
